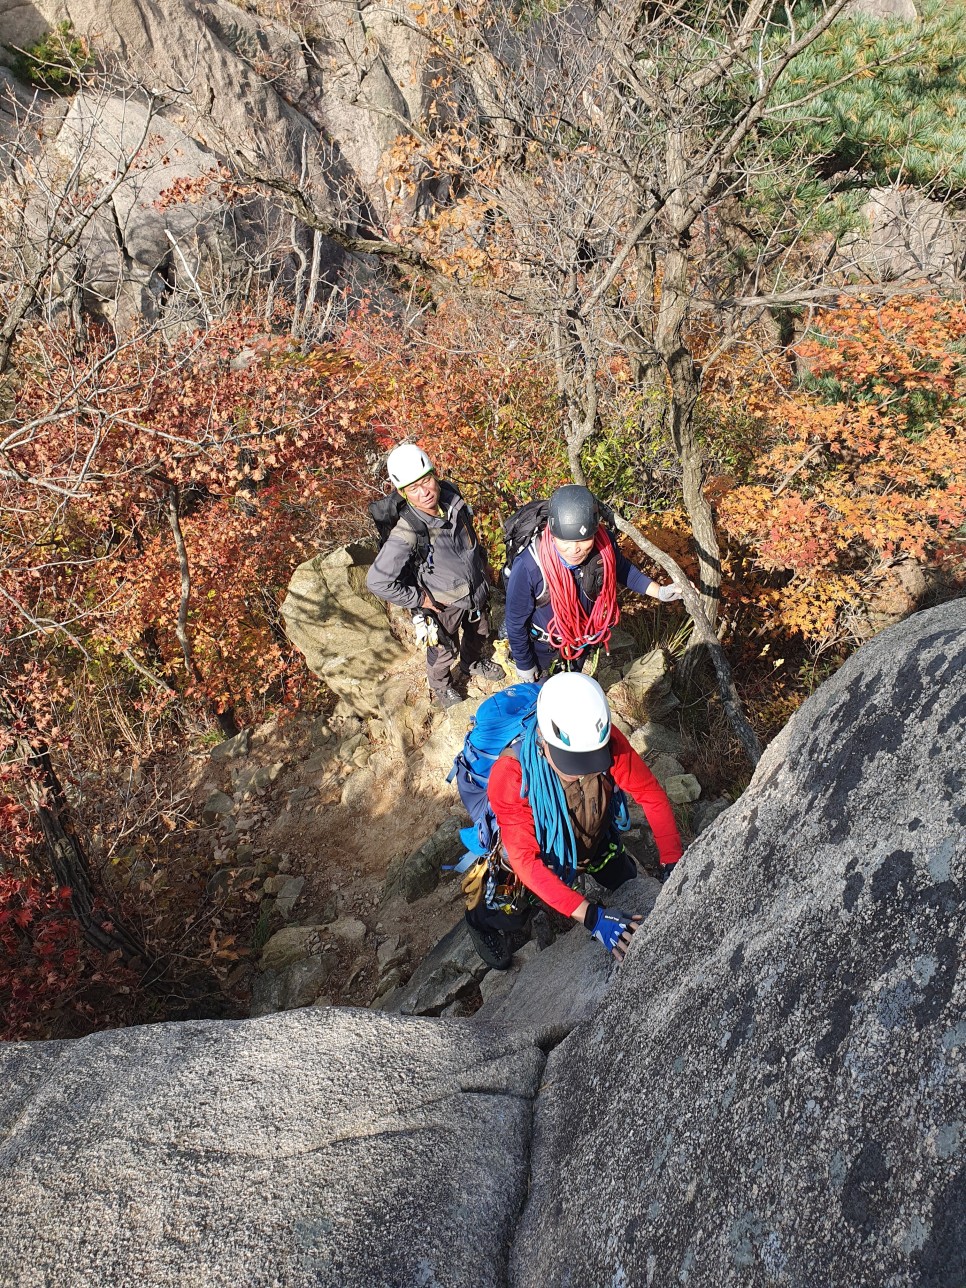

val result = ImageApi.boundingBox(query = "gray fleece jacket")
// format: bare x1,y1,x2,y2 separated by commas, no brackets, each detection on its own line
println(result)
365,482,490,613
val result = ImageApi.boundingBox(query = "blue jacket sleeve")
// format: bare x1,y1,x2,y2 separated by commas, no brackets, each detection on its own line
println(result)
505,554,540,672
614,541,654,596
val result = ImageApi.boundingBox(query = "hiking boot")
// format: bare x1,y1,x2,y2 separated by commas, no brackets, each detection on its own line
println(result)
462,658,506,683
433,685,464,709
467,922,513,970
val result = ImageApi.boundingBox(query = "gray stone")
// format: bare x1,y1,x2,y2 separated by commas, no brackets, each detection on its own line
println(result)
665,772,702,804
839,187,962,286
512,599,966,1288
369,967,406,1003
273,876,305,920
376,935,407,974
210,729,251,761
250,956,330,1016
477,940,540,1009
302,750,330,775
606,649,680,722
258,925,325,974
629,721,688,760
848,0,918,22
340,767,376,809
382,816,464,903
329,917,367,945
376,921,488,1016
338,732,369,762
310,717,333,747
645,751,687,784
201,790,234,824
691,797,731,835
0,1009,544,1287
233,763,283,796
206,865,257,899
28,90,239,331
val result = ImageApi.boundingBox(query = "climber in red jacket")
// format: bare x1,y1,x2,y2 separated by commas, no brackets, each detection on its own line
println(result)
466,671,683,970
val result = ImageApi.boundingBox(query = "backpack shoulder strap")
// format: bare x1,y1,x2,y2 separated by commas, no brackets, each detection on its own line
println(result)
394,508,429,545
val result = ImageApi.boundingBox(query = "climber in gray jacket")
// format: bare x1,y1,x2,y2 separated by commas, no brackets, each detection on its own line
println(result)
366,444,505,708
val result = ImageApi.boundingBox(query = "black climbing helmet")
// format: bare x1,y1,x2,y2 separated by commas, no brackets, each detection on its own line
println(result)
548,485,600,541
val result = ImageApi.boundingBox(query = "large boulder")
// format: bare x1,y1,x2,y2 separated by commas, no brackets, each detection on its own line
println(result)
512,599,966,1287
0,1007,544,1287
840,187,963,286
0,0,422,325
281,546,408,720
29,90,242,331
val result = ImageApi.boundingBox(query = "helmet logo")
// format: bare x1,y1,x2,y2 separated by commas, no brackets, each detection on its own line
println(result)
578,524,588,535
597,718,610,744
551,720,571,746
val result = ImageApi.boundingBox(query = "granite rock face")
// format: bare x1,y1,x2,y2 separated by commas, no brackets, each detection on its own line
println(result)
512,598,966,1288
0,1008,544,1288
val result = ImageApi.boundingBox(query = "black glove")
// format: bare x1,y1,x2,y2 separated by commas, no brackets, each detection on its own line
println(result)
657,862,677,884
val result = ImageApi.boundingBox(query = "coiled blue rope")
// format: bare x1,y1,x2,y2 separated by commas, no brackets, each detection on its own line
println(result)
517,721,579,880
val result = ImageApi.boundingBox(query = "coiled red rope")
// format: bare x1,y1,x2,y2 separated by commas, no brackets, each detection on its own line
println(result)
539,525,620,660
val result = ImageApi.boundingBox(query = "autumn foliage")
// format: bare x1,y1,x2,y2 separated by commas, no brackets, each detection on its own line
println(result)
717,295,966,642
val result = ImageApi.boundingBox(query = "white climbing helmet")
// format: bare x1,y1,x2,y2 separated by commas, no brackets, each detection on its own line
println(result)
386,443,434,490
536,672,613,775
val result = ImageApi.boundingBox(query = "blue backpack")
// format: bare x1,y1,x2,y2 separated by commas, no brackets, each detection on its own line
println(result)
446,683,541,872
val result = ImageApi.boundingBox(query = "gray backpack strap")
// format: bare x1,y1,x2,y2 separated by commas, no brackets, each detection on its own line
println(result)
395,510,433,582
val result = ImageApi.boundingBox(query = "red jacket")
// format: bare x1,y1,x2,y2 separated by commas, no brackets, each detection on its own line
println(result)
487,727,683,916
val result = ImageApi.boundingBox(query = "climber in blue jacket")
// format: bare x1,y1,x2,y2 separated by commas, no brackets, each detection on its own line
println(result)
505,486,683,681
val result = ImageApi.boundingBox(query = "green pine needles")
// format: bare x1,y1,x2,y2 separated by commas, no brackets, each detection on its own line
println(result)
8,21,91,94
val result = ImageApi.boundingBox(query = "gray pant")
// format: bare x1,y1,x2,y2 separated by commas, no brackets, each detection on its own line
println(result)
426,604,490,694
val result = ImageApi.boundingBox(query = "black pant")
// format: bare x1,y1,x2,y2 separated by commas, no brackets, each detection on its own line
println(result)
530,643,596,676
465,844,636,935
426,605,490,693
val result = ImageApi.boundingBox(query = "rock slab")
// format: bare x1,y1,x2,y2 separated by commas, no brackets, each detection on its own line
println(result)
0,1007,544,1288
511,599,966,1288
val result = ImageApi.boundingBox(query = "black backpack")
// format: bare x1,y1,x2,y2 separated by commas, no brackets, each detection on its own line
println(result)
369,494,420,548
501,498,550,581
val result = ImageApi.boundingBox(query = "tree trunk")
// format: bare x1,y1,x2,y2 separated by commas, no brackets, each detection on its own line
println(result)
610,514,762,768
654,240,721,629
166,485,240,738
23,739,154,968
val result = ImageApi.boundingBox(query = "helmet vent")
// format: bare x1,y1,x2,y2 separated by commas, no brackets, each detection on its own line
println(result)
551,720,571,747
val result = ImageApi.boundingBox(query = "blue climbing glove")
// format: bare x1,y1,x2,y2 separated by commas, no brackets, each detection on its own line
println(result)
583,903,641,958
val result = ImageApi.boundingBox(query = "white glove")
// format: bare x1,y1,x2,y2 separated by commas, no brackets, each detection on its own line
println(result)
515,666,538,683
413,613,438,647
655,583,684,603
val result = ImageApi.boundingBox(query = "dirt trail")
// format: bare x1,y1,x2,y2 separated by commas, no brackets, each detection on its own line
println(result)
196,654,494,1012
